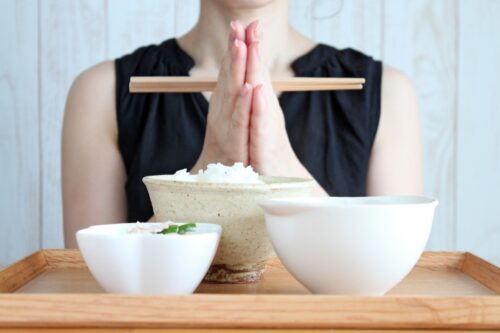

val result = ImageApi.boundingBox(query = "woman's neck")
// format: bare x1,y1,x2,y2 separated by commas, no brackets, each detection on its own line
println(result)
177,0,315,78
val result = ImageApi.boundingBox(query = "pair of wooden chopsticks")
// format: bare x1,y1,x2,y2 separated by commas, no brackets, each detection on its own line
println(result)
129,76,365,93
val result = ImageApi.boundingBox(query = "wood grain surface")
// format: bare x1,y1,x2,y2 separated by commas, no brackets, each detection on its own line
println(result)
0,250,499,330
129,77,365,93
0,293,499,329
107,0,179,59
0,328,498,333
39,0,107,252
1,0,499,273
462,252,500,294
3,250,496,296
383,0,458,252
309,0,382,58
456,0,500,270
0,251,47,293
0,0,41,267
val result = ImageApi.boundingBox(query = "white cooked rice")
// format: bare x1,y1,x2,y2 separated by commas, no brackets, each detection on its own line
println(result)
128,221,173,234
173,162,263,184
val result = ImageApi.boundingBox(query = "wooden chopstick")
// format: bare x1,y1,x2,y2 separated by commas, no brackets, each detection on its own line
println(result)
129,76,365,93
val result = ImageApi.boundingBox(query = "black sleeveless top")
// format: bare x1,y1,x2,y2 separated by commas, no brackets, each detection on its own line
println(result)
115,39,382,221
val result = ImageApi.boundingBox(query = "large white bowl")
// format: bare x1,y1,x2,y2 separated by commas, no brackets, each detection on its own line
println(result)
259,196,438,295
76,222,221,294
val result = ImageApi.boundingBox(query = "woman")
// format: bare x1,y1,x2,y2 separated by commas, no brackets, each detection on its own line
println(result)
63,0,422,247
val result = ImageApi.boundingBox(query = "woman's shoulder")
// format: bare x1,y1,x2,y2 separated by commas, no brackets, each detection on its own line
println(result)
72,38,177,87
116,40,168,67
63,60,118,171
298,45,385,146
315,43,376,61
321,44,381,75
292,43,381,80
115,39,188,76
67,60,116,118
311,45,414,96
114,39,191,101
63,51,116,145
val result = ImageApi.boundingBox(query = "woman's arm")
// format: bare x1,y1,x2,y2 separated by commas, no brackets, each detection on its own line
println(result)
62,61,127,248
366,66,424,195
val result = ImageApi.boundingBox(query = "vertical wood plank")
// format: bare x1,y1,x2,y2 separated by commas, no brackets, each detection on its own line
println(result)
310,0,382,58
107,0,177,59
39,0,107,249
173,0,199,36
382,0,458,250
456,0,500,266
0,0,497,264
288,0,313,38
0,0,40,264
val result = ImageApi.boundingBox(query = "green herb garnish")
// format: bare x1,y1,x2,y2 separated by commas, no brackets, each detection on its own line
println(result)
157,223,197,235
178,223,197,234
157,225,178,234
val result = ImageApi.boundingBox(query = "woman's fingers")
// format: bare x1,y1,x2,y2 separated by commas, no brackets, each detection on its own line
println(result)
229,20,246,45
230,39,247,89
245,20,260,44
214,21,247,112
245,20,262,85
228,83,253,164
250,84,267,150
228,20,246,87
249,84,267,168
245,20,273,94
198,21,261,169
231,83,252,134
246,41,264,85
223,21,246,86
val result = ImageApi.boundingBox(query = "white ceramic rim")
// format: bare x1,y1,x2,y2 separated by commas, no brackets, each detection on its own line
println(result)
76,222,221,238
259,195,439,209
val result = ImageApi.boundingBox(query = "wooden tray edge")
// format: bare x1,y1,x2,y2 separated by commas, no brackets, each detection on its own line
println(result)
43,249,85,268
1,250,500,329
0,251,48,293
415,251,466,270
0,294,499,329
43,249,471,270
463,252,500,293
2,250,499,294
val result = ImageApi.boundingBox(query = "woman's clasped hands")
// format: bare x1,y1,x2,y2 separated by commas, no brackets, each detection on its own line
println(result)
191,20,307,178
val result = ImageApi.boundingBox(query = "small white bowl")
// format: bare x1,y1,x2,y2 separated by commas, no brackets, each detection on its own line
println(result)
76,222,221,294
259,196,438,295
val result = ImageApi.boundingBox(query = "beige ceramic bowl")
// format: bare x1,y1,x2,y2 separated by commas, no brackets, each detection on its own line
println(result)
143,175,314,283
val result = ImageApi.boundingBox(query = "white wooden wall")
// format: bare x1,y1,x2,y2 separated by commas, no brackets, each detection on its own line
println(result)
1,0,499,265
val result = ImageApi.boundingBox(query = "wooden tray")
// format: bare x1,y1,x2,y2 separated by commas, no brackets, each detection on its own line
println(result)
0,250,499,331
